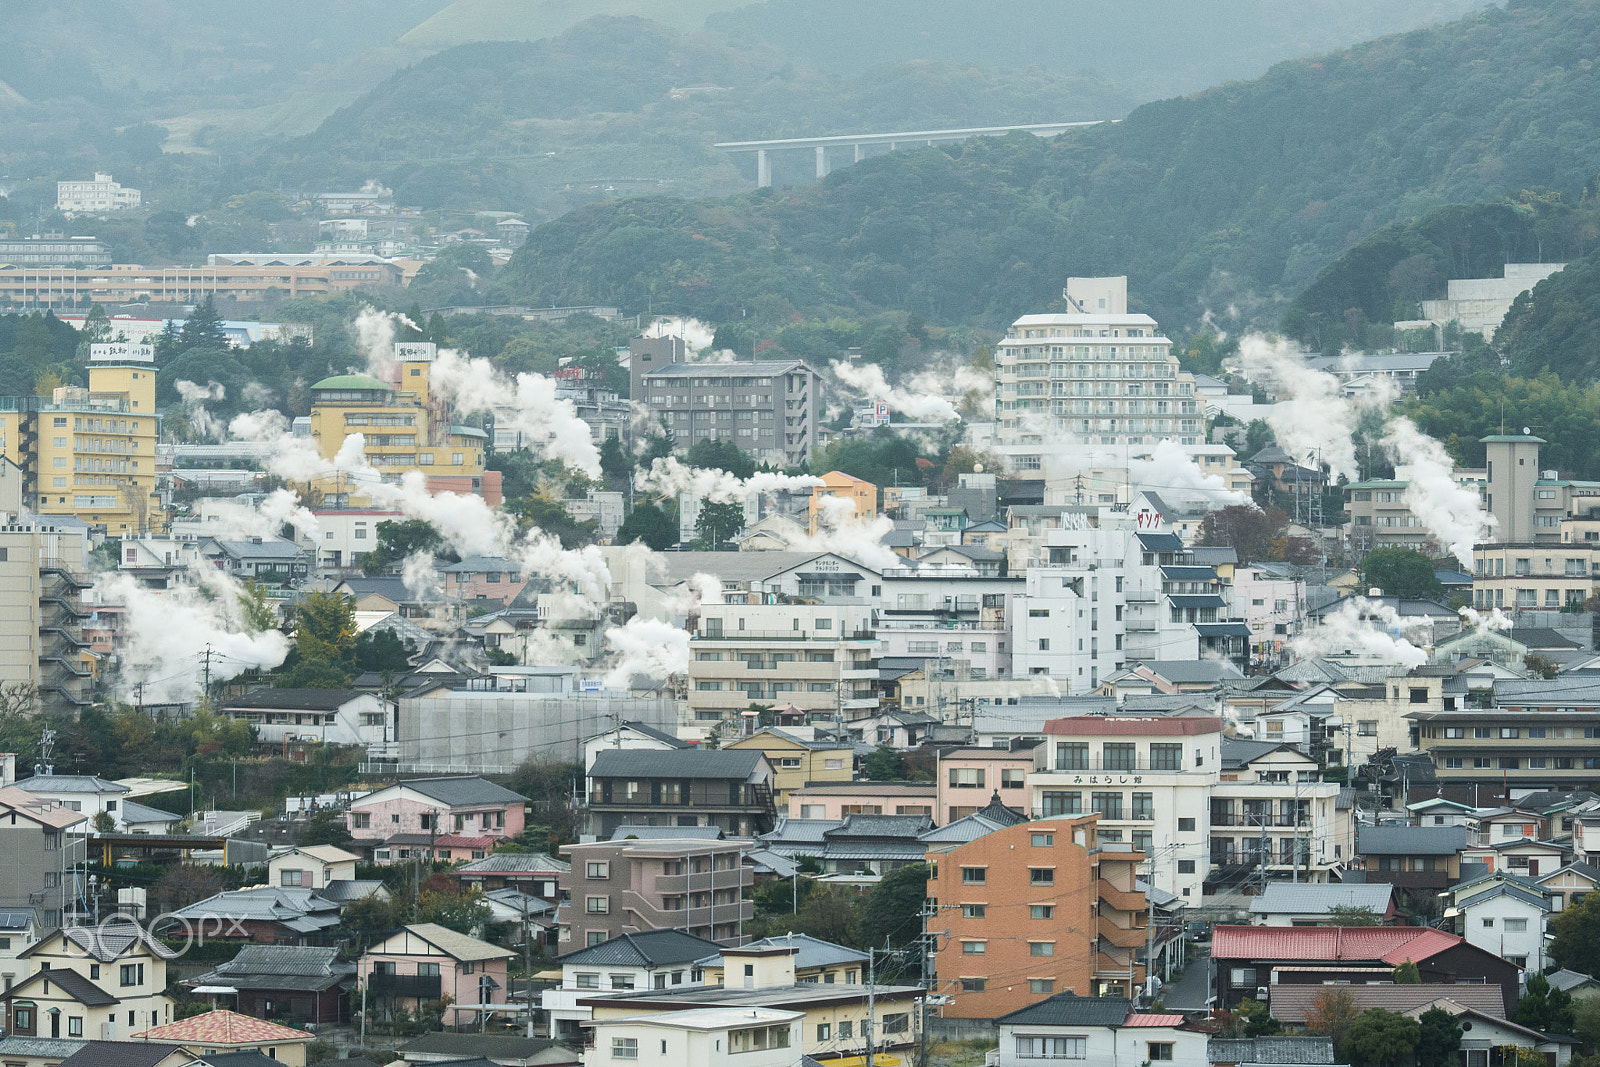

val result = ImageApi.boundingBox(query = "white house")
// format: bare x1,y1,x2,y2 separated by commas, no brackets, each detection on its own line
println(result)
221,690,396,756
1247,883,1396,927
996,993,1206,1067
542,930,722,1043
12,774,129,830
1450,874,1552,973
581,722,688,773
584,1007,802,1067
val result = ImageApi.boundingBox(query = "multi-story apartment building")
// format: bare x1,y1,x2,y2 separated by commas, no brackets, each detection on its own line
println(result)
0,520,94,715
993,276,1201,453
0,234,112,268
925,814,1150,1017
1231,566,1306,667
586,749,777,839
1471,540,1600,611
306,343,495,506
558,838,753,948
56,173,141,214
1209,741,1344,892
0,345,164,533
935,746,1035,824
1024,716,1222,901
0,784,87,932
637,359,821,467
0,259,403,308
687,603,878,727
1412,677,1600,789
724,728,852,805
808,471,877,533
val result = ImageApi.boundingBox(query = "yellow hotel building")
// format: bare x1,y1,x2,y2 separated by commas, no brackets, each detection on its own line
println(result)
0,346,163,534
307,344,498,505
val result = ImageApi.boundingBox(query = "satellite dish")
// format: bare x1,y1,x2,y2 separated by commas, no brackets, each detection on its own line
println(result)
1524,427,1532,435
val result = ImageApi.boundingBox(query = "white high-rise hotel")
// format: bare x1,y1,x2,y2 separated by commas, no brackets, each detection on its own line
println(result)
993,277,1201,464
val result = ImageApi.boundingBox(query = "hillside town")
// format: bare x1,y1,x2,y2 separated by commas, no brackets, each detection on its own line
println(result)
0,254,1591,1067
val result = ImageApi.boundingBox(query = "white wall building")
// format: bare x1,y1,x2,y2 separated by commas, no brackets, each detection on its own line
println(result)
1452,877,1551,973
997,994,1207,1067
56,173,142,214
584,1008,803,1067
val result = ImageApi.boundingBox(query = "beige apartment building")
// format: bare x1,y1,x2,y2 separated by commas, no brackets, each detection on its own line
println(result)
1411,678,1600,790
0,518,94,716
688,604,878,728
1471,541,1600,611
56,172,141,213
558,839,753,949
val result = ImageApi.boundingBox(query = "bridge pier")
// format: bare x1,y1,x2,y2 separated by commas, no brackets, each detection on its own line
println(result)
854,144,864,163
815,146,829,179
757,149,772,188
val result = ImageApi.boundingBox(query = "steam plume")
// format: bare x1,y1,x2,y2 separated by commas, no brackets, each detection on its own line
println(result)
1381,416,1495,568
1235,334,1393,481
431,348,602,477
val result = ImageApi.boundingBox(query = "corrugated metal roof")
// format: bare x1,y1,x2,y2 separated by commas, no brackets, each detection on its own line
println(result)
1247,883,1394,916
457,853,570,874
997,993,1131,1027
1208,1036,1336,1064
1268,983,1505,1023
1212,925,1465,964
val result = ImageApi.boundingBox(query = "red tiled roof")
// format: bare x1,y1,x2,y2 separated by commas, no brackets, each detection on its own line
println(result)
435,834,496,848
1212,925,1465,964
1042,716,1222,736
133,1008,310,1045
1124,1013,1185,1027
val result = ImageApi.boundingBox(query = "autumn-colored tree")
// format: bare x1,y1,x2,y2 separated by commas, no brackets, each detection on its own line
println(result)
1306,987,1359,1052
1196,505,1290,563
1392,959,1422,983
294,589,357,664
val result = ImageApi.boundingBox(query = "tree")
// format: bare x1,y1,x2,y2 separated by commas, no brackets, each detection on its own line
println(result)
238,580,277,633
616,502,677,551
862,746,906,781
1552,893,1600,976
860,863,927,956
1195,505,1288,564
685,439,756,479
1362,547,1445,599
694,500,746,549
294,590,358,665
362,519,447,575
1326,905,1381,926
417,883,492,933
1230,998,1280,1037
509,493,598,548
1515,972,1577,1035
1392,959,1422,984
354,629,413,673
1306,988,1359,1054
177,295,229,352
1343,1008,1420,1067
342,894,400,937
92,811,115,833
1417,1006,1463,1067
299,810,354,847
1525,653,1561,680
599,437,631,486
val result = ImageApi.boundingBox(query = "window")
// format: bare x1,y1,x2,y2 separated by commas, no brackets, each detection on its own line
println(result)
961,941,986,955
68,1016,82,1037
280,869,305,887
1042,791,1082,816
1003,769,1027,789
949,768,986,789
1131,793,1154,821
1055,743,1089,770
1149,743,1182,770
962,867,986,885
612,1038,639,1060
120,964,143,987
1103,743,1135,770
1031,905,1054,919
1178,860,1196,874
840,1021,853,1038
962,904,986,919
576,973,600,989
1178,817,1196,832
1092,792,1123,820
587,862,609,879
961,978,986,991
586,896,609,914
1358,721,1377,737
817,1023,832,1041
1504,918,1528,932
1030,868,1055,886
1030,979,1055,994
1482,917,1495,928
1015,1036,1086,1059
610,974,635,990
1148,1043,1174,1061
1030,942,1055,957
1031,833,1054,847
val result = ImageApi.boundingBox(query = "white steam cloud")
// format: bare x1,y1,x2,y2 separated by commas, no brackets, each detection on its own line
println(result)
601,617,691,689
175,379,226,441
1235,334,1393,482
1291,596,1429,668
636,457,822,502
1129,439,1251,509
1382,417,1496,568
830,359,987,422
402,550,443,601
431,348,602,477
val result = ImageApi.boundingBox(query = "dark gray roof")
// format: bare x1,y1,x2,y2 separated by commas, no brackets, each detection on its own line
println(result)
611,825,724,840
1516,791,1600,813
1221,739,1292,770
1248,883,1393,916
1136,532,1184,552
393,776,530,805
57,1042,184,1067
553,930,723,968
589,748,765,780
14,774,128,794
11,967,118,1006
1138,660,1245,683
0,1039,90,1061
825,814,932,839
441,555,523,574
457,853,571,875
1358,825,1471,856
211,945,339,978
223,688,364,711
314,879,388,903
0,908,33,931
1509,628,1582,650
163,887,341,934
998,992,1131,1026
400,1032,569,1059
191,1052,284,1067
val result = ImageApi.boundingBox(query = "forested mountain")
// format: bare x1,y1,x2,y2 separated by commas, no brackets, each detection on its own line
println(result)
1497,249,1600,382
498,0,1600,333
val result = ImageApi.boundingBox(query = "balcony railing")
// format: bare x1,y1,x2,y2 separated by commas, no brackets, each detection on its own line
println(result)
369,973,442,999
1209,814,1310,828
696,629,875,641
1044,759,1188,773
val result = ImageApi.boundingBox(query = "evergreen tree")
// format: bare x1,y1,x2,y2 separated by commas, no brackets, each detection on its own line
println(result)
616,502,676,551
178,295,229,352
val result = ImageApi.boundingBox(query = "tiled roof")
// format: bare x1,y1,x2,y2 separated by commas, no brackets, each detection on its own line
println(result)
1042,715,1222,736
400,923,515,962
224,688,363,711
1358,825,1471,855
390,776,530,806
8,967,118,1006
457,853,570,875
23,924,178,961
695,934,867,972
56,1041,184,1067
1207,1036,1336,1064
1267,984,1506,1024
998,993,1132,1027
589,748,765,780
1212,925,1467,964
165,887,341,934
554,929,722,968
209,945,339,978
133,1008,310,1045
314,879,388,903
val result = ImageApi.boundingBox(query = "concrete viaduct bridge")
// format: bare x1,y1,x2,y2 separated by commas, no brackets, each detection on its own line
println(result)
715,120,1109,186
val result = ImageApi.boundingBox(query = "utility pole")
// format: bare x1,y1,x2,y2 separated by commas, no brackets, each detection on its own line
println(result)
520,897,535,1039
1144,846,1156,1003
866,950,876,1067
200,644,214,700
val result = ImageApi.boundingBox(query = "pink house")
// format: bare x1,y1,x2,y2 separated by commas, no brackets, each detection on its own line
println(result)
441,556,527,605
935,745,1037,824
787,781,936,820
346,776,529,864
361,923,514,1027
